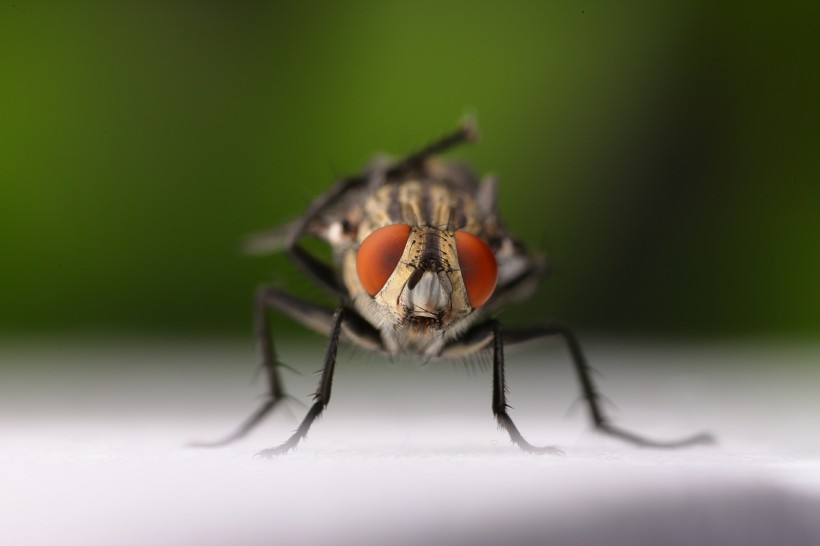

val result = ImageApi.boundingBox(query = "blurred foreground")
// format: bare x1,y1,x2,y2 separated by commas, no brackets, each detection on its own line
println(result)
1,338,818,546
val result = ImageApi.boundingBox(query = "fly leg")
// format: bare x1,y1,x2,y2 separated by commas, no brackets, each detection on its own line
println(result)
386,118,478,176
504,325,715,448
192,285,377,450
257,286,383,351
256,307,346,457
190,285,296,447
490,321,564,454
441,320,561,451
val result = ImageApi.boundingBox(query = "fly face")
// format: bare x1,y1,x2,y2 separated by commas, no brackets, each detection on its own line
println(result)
198,121,714,456
338,179,501,356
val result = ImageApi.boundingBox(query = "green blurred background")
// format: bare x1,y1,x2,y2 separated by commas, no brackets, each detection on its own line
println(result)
1,1,818,342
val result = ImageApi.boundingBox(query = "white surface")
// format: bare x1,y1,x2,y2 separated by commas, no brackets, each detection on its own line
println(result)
1,340,819,546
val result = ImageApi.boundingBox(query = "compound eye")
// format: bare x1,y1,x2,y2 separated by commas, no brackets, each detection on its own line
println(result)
454,231,497,308
356,223,412,296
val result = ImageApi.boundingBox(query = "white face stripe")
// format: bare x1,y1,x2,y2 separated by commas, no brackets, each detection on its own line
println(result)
399,270,453,319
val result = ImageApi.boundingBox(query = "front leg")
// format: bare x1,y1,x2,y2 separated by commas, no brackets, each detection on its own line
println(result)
490,320,564,454
192,286,383,448
256,307,346,457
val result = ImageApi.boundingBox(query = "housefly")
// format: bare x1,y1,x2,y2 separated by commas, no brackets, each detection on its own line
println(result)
195,120,712,456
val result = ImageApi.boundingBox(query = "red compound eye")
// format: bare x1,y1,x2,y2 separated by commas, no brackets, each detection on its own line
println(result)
356,224,412,296
454,231,497,308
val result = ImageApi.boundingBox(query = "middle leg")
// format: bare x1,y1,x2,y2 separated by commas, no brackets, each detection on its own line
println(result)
189,284,293,447
504,325,714,448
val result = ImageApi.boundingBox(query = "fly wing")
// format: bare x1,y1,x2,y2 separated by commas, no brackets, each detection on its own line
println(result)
464,174,548,310
242,220,297,255
483,226,549,312
241,172,373,255
241,121,479,256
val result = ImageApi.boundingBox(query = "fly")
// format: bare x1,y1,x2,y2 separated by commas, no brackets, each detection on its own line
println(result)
194,120,713,456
